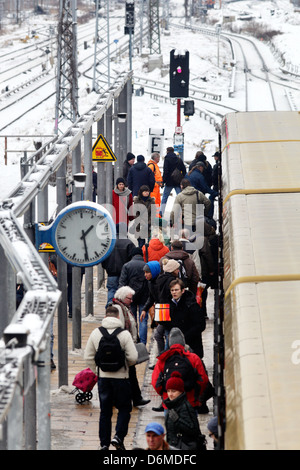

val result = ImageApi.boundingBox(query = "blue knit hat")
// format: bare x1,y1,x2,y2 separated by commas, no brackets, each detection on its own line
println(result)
145,261,161,279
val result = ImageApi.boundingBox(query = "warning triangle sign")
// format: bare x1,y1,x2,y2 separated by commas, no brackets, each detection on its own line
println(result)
92,134,117,162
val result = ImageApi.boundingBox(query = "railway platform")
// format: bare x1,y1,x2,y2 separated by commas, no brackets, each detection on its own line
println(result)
50,270,215,451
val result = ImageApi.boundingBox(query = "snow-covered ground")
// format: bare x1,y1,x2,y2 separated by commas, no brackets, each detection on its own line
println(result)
0,0,299,203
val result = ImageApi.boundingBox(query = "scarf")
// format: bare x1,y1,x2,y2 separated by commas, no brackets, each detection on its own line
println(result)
112,298,133,333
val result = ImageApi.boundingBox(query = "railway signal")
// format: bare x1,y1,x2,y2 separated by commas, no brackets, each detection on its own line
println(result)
169,49,189,98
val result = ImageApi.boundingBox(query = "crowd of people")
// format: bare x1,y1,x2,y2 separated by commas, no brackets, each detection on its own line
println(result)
84,147,220,451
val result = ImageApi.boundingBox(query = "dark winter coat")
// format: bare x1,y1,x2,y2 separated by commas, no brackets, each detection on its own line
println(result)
186,167,215,196
212,162,219,191
101,237,135,276
160,249,200,294
123,160,133,185
164,392,202,450
118,254,149,304
162,152,186,187
127,162,155,196
131,194,156,239
189,159,213,187
168,289,206,358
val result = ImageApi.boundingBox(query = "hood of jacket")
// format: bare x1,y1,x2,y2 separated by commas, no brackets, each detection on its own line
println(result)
146,260,161,279
181,186,198,196
164,250,190,261
133,162,147,171
149,238,167,252
101,315,123,330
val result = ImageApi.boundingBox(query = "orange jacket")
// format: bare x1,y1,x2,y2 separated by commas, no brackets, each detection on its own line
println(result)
147,159,162,206
143,237,169,262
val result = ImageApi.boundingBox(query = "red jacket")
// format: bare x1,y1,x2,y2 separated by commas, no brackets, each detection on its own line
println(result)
151,344,208,409
112,188,134,226
143,237,169,262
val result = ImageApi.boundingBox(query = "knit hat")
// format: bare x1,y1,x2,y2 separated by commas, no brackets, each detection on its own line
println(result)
145,261,161,279
116,177,125,186
162,258,180,273
137,154,145,162
131,247,143,258
126,152,135,161
166,371,185,393
168,327,185,347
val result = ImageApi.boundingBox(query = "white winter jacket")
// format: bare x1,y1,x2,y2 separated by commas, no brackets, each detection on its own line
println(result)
84,316,138,378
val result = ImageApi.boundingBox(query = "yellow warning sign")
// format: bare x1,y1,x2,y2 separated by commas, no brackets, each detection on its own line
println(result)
39,242,55,253
92,134,117,162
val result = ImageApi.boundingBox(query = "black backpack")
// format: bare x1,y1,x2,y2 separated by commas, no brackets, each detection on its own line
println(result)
177,259,188,287
162,352,197,392
95,327,125,373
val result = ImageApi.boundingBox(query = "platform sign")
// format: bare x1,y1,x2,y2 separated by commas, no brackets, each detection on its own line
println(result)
92,134,117,162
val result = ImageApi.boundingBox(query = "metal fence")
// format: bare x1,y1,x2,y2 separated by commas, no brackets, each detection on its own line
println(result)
0,70,132,450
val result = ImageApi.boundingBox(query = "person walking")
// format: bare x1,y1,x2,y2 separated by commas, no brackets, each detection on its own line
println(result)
123,152,135,185
112,286,151,408
142,230,169,262
188,150,212,188
118,247,149,344
127,155,155,197
84,305,138,450
164,371,206,451
112,177,134,228
186,162,217,219
160,147,186,214
101,223,135,306
160,239,200,295
147,152,163,209
131,185,156,248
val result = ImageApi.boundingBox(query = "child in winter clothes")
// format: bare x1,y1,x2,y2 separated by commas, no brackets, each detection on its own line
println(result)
164,371,206,451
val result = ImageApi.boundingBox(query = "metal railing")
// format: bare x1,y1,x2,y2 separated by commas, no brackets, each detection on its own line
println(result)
0,70,132,450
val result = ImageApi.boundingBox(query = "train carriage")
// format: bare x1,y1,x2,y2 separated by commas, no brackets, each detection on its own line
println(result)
220,111,300,450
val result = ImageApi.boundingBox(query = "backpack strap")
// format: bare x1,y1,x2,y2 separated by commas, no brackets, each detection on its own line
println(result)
99,326,123,337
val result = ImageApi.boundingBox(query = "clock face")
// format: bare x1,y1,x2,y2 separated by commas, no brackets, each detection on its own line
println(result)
53,202,115,267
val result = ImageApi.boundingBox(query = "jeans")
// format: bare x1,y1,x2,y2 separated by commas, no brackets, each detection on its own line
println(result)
131,303,148,344
98,377,132,447
106,275,119,306
160,185,181,214
154,324,170,354
208,190,218,218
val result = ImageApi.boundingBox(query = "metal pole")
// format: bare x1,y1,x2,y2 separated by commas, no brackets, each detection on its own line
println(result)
106,106,113,202
72,143,82,349
177,98,181,127
56,158,68,386
37,340,51,450
84,127,94,317
119,86,128,172
7,370,23,450
97,118,105,289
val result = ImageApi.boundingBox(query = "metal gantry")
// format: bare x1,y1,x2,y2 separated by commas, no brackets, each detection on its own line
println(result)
148,0,161,55
92,0,111,93
54,0,79,134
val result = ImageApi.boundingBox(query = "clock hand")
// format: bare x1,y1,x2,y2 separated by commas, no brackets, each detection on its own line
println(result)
81,230,89,261
80,225,94,239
